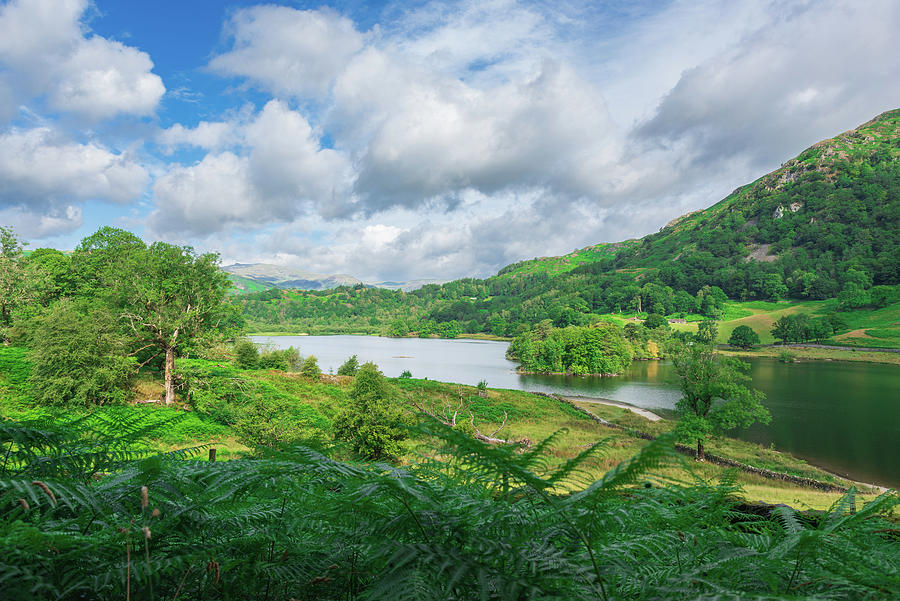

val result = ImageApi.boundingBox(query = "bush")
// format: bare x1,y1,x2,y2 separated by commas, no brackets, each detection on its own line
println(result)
399,369,412,379
301,355,321,379
337,354,360,376
28,300,135,406
176,359,330,447
728,325,761,349
643,313,668,329
778,350,797,363
233,340,259,369
333,362,408,460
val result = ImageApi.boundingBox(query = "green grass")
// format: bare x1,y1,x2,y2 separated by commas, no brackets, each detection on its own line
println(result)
496,239,640,278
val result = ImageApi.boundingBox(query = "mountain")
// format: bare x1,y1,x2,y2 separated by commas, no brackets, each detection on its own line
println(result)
235,109,900,337
222,263,363,291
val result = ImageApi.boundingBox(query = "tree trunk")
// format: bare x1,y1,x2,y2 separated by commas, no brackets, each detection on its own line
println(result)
164,346,176,405
697,439,705,462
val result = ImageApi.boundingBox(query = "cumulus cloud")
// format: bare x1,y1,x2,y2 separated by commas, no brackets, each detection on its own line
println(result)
209,5,364,98
149,101,351,234
0,204,82,238
635,0,900,171
0,127,148,205
0,0,164,121
0,125,148,237
50,36,164,119
157,120,237,152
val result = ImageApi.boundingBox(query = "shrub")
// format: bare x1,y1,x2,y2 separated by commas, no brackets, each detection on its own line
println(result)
728,325,761,349
28,299,135,406
233,340,259,369
333,362,408,460
337,354,360,376
399,369,412,379
301,355,321,379
643,313,668,329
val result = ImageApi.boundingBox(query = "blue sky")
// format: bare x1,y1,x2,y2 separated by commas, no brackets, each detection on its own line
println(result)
2,0,899,281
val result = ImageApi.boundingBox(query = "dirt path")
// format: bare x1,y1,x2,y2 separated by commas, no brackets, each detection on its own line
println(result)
561,396,663,421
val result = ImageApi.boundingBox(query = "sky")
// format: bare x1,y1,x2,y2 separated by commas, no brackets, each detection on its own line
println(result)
1,0,899,282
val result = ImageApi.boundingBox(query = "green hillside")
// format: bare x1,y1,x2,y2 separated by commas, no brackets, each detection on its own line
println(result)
497,239,640,278
225,272,278,295
237,110,900,345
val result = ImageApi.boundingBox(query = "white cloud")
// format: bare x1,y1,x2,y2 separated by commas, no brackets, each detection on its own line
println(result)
157,120,236,152
0,0,164,122
209,6,364,98
149,101,351,234
150,152,259,235
0,127,148,205
245,100,350,216
0,204,82,238
635,0,900,172
50,36,164,119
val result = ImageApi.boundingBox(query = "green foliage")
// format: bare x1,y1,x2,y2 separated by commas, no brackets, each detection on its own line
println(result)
233,339,259,368
695,319,719,343
300,354,321,379
176,359,330,447
332,362,408,460
1,418,898,600
672,343,771,459
257,346,298,370
28,300,135,406
728,324,761,349
508,322,633,375
779,350,798,363
643,312,668,329
336,354,360,376
398,369,412,379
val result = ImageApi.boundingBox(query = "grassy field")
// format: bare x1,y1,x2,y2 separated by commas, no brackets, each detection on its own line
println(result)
613,295,900,354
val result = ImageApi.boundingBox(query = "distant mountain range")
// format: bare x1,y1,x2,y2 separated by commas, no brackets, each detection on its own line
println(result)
222,263,444,293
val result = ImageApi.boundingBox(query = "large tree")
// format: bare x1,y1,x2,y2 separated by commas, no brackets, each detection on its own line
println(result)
672,343,769,461
116,241,232,404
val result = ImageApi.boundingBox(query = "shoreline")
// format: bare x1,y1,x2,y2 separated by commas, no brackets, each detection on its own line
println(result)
718,345,900,365
560,395,663,421
567,394,891,493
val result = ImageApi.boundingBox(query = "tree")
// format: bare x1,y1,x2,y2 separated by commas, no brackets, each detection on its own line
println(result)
337,354,360,376
672,344,769,461
0,226,25,340
301,355,321,379
643,313,668,329
727,325,760,349
332,362,408,460
28,299,135,406
695,320,718,344
116,241,232,404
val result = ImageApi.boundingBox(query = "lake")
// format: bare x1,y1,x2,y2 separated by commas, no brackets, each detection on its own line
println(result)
251,335,900,488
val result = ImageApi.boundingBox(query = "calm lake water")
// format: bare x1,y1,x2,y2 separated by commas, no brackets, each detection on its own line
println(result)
252,335,900,488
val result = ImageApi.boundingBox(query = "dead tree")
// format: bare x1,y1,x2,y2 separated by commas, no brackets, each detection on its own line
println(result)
411,390,514,445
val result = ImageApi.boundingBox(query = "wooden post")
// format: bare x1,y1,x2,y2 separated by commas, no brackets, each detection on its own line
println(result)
208,448,217,462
